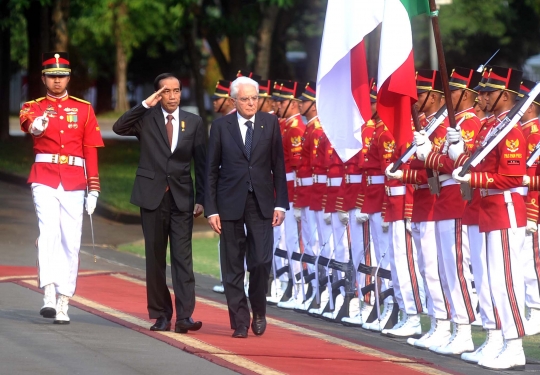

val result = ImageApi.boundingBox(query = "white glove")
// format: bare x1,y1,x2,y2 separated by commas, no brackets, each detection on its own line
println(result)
452,166,471,184
523,175,531,186
527,220,538,234
382,221,389,233
448,141,465,161
446,126,462,144
385,163,403,180
405,218,412,234
85,191,99,215
323,212,332,225
416,138,432,161
413,130,428,146
294,207,302,222
30,113,49,135
337,211,349,226
355,209,369,223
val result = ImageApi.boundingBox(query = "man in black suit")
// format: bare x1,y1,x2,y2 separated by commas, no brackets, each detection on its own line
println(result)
113,73,205,334
205,76,288,338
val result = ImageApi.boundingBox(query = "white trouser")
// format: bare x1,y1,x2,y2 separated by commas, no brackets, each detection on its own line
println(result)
487,228,527,339
435,219,476,324
411,221,448,319
272,203,301,282
368,212,391,292
468,225,498,329
389,220,425,314
349,209,375,304
522,228,540,309
273,224,288,282
300,208,319,287
331,213,350,296
32,183,85,297
314,210,335,297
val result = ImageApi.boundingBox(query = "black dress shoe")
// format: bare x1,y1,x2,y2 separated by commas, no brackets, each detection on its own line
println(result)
175,317,203,333
150,317,171,331
251,314,267,336
232,325,248,338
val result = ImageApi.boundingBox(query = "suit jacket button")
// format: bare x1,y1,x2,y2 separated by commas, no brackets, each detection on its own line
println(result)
249,166,252,169
167,175,170,178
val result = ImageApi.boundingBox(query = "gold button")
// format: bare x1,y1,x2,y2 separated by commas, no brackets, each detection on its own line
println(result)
60,130,64,134
60,115,64,120
61,145,64,148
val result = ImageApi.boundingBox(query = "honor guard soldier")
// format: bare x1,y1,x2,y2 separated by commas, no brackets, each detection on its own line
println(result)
474,68,490,124
256,78,276,114
270,81,306,306
414,68,481,356
453,67,528,370
341,80,377,326
19,52,104,324
359,98,394,332
517,79,540,336
386,70,451,349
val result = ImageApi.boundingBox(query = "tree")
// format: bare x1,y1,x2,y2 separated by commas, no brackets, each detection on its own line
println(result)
0,0,12,140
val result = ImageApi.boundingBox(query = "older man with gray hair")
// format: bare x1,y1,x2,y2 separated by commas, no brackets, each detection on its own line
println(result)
205,76,288,338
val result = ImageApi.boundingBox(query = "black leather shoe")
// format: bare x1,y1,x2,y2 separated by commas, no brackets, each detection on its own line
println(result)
175,317,203,333
251,314,267,336
232,325,248,338
150,317,171,331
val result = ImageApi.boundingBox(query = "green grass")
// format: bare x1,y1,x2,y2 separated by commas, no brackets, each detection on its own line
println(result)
117,236,220,279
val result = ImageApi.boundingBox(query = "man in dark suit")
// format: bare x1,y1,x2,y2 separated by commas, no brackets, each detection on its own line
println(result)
205,76,288,338
113,73,205,334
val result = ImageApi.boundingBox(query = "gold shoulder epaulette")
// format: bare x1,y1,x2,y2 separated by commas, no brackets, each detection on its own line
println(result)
70,96,91,105
25,97,45,104
314,120,322,129
289,118,298,128
532,124,539,133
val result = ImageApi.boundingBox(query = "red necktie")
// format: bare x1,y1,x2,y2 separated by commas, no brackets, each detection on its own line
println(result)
166,114,174,147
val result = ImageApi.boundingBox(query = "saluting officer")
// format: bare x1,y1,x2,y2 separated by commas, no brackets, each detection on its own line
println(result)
19,52,104,324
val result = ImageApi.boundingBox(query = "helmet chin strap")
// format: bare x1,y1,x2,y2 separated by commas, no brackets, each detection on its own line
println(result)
488,90,504,115
454,89,466,113
217,97,226,113
301,101,315,117
282,99,293,119
258,97,267,112
417,91,431,113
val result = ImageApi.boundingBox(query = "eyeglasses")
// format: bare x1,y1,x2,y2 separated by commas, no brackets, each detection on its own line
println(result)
236,96,259,103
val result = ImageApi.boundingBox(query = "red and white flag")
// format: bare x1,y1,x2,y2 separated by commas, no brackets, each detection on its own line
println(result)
316,0,384,162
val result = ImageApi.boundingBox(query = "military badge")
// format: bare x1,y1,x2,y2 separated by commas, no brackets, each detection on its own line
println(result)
383,140,395,153
45,104,57,117
506,139,519,153
291,136,302,147
461,130,474,143
433,137,445,147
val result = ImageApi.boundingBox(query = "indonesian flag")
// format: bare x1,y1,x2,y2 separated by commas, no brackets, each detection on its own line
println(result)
316,0,384,162
377,0,429,147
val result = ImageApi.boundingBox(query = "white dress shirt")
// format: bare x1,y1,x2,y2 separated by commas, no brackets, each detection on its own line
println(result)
142,101,179,152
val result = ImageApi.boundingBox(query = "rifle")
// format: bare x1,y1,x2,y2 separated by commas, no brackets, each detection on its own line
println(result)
459,82,540,176
389,104,448,173
528,141,540,168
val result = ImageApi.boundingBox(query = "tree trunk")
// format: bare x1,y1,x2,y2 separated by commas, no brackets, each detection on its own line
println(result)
95,75,113,114
113,2,129,112
183,16,208,132
223,0,246,76
269,7,296,80
0,0,11,140
254,4,279,78
50,0,69,51
25,1,51,100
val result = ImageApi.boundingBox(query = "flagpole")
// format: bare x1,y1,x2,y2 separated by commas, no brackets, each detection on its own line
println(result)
427,0,457,129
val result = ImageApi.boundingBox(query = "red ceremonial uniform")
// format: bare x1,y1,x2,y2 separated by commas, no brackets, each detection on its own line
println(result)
456,111,527,232
360,120,394,214
522,118,540,223
20,94,104,191
310,131,329,211
324,143,345,213
424,108,481,221
385,138,414,222
281,114,306,203
294,116,323,208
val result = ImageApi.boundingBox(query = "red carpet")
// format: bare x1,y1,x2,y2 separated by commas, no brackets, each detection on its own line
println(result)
1,265,454,375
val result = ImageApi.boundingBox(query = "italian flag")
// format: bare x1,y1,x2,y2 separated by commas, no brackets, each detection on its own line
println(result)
377,0,429,148
316,0,384,162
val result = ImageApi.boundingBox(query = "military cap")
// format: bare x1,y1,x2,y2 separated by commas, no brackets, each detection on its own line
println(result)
42,52,71,76
483,66,522,94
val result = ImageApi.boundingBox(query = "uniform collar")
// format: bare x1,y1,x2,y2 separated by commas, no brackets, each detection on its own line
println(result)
46,92,69,102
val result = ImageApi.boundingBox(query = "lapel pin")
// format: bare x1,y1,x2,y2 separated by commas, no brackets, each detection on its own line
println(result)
181,120,185,132
261,125,263,128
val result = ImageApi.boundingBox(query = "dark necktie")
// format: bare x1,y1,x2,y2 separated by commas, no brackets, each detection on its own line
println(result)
166,114,174,147
245,120,254,192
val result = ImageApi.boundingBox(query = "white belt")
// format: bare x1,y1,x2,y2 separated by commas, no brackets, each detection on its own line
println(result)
385,186,406,196
438,174,452,183
366,175,385,185
297,177,313,187
286,172,296,182
441,179,459,187
312,174,327,184
414,184,430,190
345,174,362,184
35,153,84,167
479,187,528,197
327,177,343,187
